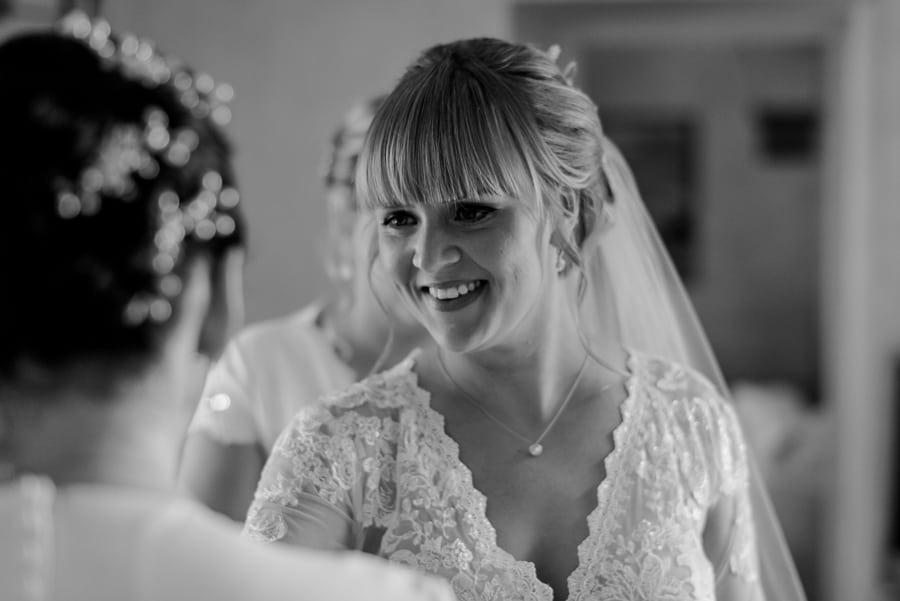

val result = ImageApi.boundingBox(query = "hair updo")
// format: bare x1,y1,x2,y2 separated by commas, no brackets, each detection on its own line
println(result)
0,17,245,379
319,95,386,291
322,95,385,198
356,37,609,267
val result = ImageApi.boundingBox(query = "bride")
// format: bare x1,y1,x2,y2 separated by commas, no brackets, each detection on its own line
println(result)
0,12,454,601
244,38,806,601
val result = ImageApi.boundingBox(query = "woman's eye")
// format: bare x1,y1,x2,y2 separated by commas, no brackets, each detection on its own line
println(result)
381,210,417,228
453,203,494,223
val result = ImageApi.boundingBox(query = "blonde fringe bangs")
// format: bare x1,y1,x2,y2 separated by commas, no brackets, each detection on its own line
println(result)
357,65,549,213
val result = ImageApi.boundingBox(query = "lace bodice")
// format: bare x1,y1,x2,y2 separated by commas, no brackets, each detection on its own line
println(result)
245,351,763,601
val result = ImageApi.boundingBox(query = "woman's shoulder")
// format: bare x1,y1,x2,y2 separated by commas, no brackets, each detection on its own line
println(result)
0,477,257,600
227,305,323,358
285,353,425,433
630,350,748,466
628,349,743,435
629,349,722,405
628,352,750,498
0,477,452,601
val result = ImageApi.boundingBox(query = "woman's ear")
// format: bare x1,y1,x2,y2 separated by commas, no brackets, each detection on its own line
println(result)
197,248,245,360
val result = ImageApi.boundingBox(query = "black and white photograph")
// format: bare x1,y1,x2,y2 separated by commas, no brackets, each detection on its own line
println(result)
1,2,898,601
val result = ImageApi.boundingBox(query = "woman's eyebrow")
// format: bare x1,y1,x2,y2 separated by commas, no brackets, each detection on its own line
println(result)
448,194,507,204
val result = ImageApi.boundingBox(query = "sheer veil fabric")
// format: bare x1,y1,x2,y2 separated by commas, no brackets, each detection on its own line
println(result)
589,137,807,601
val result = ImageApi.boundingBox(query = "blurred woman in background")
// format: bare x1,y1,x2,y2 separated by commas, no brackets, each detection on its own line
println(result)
0,13,453,601
178,96,430,522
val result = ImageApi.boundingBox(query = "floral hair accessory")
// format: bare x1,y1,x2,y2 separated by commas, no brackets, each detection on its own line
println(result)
122,174,241,326
545,43,578,87
52,10,241,327
58,10,234,125
54,10,237,223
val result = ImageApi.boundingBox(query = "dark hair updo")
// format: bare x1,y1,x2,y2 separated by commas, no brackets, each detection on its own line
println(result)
0,13,245,379
321,95,386,198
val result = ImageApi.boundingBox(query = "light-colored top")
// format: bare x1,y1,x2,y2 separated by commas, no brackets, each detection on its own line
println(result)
188,304,356,449
0,474,455,601
244,350,763,601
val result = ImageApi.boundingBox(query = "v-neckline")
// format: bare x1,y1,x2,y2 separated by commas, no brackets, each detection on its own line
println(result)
405,350,642,601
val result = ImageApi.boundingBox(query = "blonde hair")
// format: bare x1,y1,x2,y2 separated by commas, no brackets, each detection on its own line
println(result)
322,95,385,195
356,37,610,266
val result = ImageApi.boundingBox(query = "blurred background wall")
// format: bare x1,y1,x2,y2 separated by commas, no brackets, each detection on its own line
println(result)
2,1,899,600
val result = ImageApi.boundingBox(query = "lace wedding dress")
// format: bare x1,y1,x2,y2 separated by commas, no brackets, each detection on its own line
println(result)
245,350,762,601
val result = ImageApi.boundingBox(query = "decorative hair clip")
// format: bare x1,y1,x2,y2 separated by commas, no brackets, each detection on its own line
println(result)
544,44,578,87
53,10,241,327
123,174,240,326
321,102,377,189
58,11,234,126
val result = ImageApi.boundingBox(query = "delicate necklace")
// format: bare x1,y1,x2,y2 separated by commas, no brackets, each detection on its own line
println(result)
437,352,610,457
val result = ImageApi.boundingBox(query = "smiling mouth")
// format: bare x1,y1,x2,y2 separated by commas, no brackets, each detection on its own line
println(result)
421,280,485,300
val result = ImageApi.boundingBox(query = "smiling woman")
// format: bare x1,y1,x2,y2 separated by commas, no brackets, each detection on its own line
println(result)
244,37,807,601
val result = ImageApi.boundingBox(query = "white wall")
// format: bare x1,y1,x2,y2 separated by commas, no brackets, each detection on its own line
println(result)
822,3,900,599
104,0,512,322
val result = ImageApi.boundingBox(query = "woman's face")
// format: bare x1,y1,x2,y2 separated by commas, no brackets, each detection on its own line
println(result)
374,191,555,353
326,184,423,334
354,213,424,331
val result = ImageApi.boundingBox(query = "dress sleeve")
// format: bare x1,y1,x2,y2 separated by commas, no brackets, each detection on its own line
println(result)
703,399,767,601
188,339,258,445
242,407,363,551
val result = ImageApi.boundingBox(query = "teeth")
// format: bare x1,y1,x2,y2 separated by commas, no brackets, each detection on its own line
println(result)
427,281,481,300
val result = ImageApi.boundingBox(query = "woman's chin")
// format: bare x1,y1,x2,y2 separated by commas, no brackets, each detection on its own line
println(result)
391,312,428,334
426,326,486,355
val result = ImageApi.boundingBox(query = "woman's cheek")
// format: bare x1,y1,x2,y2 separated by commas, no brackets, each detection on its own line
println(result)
377,237,408,282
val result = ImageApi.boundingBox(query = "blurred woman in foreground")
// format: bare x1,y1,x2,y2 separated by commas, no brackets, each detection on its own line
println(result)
0,12,453,601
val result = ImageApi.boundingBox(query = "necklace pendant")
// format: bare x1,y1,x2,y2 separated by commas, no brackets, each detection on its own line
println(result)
527,443,544,457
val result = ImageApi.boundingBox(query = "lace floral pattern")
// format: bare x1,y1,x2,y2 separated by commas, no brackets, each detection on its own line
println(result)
245,352,761,600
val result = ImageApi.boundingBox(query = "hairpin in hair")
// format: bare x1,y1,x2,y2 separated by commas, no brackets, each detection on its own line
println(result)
58,10,234,125
123,174,240,326
52,10,241,327
544,43,578,87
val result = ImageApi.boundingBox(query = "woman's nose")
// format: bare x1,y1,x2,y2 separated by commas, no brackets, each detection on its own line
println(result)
411,223,461,272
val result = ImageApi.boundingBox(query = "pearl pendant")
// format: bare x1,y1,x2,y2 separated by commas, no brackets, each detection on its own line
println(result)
527,443,544,457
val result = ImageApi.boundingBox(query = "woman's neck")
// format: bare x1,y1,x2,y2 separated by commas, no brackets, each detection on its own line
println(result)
324,296,430,377
4,376,188,493
431,275,604,426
